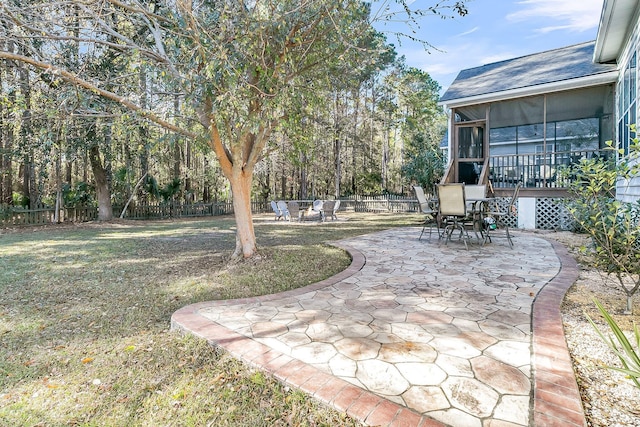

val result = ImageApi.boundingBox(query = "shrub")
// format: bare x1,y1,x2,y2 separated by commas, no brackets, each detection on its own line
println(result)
564,130,640,314
587,299,640,390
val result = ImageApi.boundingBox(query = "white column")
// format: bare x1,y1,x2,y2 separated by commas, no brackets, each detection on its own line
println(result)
517,197,536,229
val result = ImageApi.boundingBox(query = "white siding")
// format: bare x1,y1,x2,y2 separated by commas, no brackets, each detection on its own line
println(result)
616,16,640,202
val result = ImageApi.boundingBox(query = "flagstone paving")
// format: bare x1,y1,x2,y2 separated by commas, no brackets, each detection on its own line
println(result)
172,227,583,427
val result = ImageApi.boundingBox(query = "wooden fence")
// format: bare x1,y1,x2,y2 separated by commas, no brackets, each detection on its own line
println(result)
0,195,419,227
338,195,420,213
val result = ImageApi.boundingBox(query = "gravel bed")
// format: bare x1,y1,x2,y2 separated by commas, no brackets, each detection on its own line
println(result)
551,232,640,427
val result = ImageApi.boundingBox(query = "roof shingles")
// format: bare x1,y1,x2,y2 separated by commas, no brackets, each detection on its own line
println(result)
440,41,616,103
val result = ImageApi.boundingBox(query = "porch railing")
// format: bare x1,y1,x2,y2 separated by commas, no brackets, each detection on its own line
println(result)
488,148,612,188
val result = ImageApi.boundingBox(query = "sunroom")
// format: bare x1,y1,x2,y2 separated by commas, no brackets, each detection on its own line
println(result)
439,41,618,229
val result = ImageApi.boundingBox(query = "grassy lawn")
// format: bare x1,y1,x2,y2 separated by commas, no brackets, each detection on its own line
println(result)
0,212,420,426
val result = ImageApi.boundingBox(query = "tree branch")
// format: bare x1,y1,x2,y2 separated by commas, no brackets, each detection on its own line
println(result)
0,51,197,139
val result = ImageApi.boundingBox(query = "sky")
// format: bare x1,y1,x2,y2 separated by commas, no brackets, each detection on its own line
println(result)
372,0,605,93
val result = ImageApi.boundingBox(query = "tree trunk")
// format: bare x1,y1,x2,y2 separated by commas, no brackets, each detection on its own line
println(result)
54,123,63,223
185,140,192,203
138,66,149,204
22,154,32,207
138,139,149,203
19,60,35,207
103,120,113,196
123,133,132,201
1,127,12,204
202,156,211,203
0,59,4,204
229,173,256,258
1,40,15,205
206,116,265,259
299,153,308,200
65,155,72,187
88,144,113,221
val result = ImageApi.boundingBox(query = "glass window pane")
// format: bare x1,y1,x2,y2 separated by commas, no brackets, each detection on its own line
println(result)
518,123,544,142
625,61,631,109
555,118,599,150
545,122,556,140
630,52,636,107
490,127,516,143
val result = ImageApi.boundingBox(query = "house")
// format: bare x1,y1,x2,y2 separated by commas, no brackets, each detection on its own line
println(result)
595,0,640,203
438,0,639,229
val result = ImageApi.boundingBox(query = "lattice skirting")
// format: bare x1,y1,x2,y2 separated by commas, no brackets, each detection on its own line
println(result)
535,197,576,231
492,197,577,231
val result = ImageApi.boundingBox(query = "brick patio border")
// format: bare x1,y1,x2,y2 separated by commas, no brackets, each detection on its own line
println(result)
532,239,585,427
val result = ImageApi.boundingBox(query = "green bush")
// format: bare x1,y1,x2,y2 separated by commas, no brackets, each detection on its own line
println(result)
63,181,95,207
12,191,29,207
564,131,640,314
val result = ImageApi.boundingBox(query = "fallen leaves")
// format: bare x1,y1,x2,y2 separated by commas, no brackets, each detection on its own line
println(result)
42,377,62,389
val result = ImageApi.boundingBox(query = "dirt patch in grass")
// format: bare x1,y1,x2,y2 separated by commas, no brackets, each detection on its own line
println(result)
0,213,417,426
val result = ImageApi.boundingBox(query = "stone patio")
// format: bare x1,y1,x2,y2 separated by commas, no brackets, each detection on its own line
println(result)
172,227,583,426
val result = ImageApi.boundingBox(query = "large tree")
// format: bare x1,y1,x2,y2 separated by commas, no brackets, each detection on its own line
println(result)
0,0,467,258
396,67,448,192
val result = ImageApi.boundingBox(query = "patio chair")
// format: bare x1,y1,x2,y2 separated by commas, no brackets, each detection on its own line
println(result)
276,200,290,221
483,182,521,248
287,201,300,221
436,183,474,249
270,201,283,220
464,185,486,211
413,185,439,240
330,199,340,220
464,184,488,235
321,200,336,222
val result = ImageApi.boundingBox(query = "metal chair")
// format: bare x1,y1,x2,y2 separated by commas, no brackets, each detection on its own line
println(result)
464,184,486,212
483,182,521,248
464,184,488,236
413,185,439,240
436,183,474,249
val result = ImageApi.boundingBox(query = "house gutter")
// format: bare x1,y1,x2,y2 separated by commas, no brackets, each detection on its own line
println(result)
593,0,639,63
439,71,618,109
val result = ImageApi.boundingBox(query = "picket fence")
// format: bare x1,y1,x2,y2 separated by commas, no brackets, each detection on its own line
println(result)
0,195,418,227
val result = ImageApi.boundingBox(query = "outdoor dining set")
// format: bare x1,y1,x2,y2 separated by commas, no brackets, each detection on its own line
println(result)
268,182,520,249
413,182,521,249
270,199,340,222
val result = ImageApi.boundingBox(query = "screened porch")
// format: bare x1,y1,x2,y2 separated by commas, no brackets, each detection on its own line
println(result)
443,84,615,196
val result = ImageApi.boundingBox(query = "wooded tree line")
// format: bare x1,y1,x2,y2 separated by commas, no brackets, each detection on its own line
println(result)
0,0,466,257
0,34,446,207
